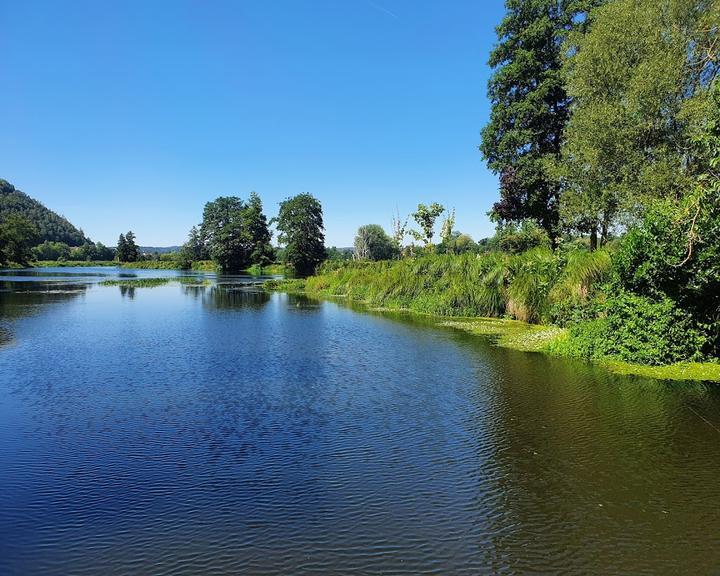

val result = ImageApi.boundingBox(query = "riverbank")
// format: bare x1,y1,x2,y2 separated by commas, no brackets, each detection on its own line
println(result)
264,266,720,383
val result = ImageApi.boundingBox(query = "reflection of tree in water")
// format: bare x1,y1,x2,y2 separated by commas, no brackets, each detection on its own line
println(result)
118,285,135,299
202,285,270,310
0,281,90,348
0,281,89,320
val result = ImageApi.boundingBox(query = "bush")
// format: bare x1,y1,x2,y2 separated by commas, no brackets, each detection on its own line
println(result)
614,199,720,356
552,292,706,365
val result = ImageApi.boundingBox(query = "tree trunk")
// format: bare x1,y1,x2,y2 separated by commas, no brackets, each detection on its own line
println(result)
589,227,598,251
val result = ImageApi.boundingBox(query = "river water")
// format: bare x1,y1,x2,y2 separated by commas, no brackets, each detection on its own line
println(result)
1,267,719,575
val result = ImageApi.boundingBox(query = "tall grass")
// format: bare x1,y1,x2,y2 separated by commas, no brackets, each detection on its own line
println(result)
304,248,611,324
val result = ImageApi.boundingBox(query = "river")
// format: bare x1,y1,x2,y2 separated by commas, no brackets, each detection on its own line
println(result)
1,267,719,574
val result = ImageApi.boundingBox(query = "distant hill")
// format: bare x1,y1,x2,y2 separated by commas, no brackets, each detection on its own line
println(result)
139,246,181,254
0,179,90,246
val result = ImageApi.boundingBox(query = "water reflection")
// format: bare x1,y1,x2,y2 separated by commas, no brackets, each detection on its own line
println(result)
201,285,270,310
119,285,135,299
0,281,89,319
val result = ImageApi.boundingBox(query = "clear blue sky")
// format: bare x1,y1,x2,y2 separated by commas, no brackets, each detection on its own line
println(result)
0,0,504,247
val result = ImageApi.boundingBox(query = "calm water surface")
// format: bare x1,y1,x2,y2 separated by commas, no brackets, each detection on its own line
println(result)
1,267,719,575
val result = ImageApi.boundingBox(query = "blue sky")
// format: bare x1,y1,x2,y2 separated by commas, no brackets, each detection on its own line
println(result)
0,0,505,247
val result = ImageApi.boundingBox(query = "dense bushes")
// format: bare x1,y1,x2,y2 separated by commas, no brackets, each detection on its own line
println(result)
550,293,706,365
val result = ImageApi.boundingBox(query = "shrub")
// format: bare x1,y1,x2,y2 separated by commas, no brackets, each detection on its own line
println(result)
552,292,706,365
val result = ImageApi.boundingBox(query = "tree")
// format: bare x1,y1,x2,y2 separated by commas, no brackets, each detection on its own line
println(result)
410,203,445,250
121,231,140,262
178,225,207,268
439,208,456,252
245,192,275,266
200,197,251,272
354,224,397,261
480,0,603,242
0,214,38,264
390,209,408,255
33,241,71,261
274,193,326,276
116,234,127,262
558,0,719,247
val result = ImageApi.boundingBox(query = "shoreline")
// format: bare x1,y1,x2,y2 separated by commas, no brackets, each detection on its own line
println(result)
265,280,720,383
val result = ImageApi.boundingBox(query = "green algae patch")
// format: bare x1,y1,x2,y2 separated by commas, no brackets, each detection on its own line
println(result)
440,318,565,353
598,360,720,382
263,278,307,293
100,278,172,288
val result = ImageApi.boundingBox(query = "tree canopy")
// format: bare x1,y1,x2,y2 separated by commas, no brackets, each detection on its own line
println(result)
195,193,274,272
354,224,397,261
0,214,38,265
558,0,720,247
274,193,325,276
480,0,603,241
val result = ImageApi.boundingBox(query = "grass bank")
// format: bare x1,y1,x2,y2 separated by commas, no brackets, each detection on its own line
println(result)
264,255,720,383
33,260,117,267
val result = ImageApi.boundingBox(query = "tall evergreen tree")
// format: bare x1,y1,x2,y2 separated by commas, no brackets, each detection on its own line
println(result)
245,192,275,266
116,233,127,262
124,231,139,262
480,0,602,242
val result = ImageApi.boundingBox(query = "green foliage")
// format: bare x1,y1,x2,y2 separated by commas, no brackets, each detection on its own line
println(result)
198,194,274,273
33,240,71,261
0,214,39,265
69,241,115,262
246,192,275,266
493,220,551,254
116,231,139,262
263,278,307,292
305,250,572,321
353,224,397,261
480,0,602,239
100,278,171,288
274,193,326,276
326,246,354,261
0,179,89,246
410,203,445,249
558,0,718,243
551,292,706,365
506,247,560,323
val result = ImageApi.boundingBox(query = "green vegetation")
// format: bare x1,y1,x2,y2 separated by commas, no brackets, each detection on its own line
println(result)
246,263,288,276
100,276,212,288
0,214,38,265
34,260,116,267
480,0,602,242
100,278,172,288
116,231,139,262
0,179,89,246
263,278,307,292
182,193,275,273
274,193,326,276
353,224,397,261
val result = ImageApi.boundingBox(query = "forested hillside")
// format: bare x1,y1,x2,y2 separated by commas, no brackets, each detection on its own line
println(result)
0,179,89,246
